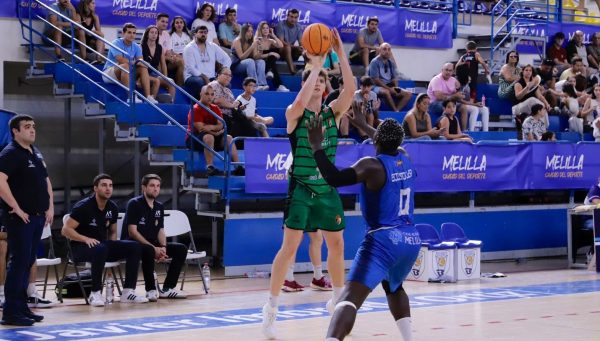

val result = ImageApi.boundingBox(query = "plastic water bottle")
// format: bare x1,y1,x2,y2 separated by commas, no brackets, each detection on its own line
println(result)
481,95,486,107
202,263,211,291
105,275,115,304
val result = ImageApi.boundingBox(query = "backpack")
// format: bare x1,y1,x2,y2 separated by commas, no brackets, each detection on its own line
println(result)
55,269,92,298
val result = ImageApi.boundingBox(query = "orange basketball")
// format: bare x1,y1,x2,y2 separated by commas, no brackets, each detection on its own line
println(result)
301,23,332,56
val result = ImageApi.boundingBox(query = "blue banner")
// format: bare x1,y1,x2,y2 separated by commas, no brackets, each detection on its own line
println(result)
94,0,195,27
395,9,452,48
516,21,598,54
334,3,397,45
265,0,335,28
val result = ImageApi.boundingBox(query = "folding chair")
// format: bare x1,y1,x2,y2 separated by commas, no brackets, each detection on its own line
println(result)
58,214,124,304
163,210,208,293
36,224,62,300
440,222,482,280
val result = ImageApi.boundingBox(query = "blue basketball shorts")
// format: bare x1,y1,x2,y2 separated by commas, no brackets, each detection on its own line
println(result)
347,225,421,292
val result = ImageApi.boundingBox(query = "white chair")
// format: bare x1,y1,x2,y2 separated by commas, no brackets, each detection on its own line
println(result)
59,214,124,304
36,224,62,300
163,210,208,293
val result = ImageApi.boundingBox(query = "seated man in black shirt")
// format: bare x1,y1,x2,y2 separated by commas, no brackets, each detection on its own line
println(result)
61,174,148,306
124,174,188,301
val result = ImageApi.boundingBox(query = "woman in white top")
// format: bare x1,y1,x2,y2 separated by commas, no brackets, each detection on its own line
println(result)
231,23,269,91
580,84,600,139
254,21,289,92
166,16,190,86
191,3,219,45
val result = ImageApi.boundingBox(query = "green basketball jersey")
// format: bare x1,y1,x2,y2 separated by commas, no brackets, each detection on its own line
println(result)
288,106,338,194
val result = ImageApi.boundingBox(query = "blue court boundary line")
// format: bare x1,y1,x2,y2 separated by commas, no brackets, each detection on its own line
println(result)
1,279,600,340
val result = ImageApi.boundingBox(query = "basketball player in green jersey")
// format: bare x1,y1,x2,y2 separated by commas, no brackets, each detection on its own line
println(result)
262,28,356,339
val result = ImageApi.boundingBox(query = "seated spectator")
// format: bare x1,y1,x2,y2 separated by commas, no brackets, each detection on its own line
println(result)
231,24,269,91
124,174,187,301
566,30,591,74
455,40,491,101
183,26,231,100
255,21,289,92
218,8,240,49
368,43,411,112
44,0,86,61
456,64,489,131
541,131,556,141
186,85,245,176
103,23,157,104
522,104,547,141
155,14,182,87
76,0,104,64
402,93,445,140
61,174,148,307
498,51,521,101
340,76,379,139
325,76,343,107
275,9,304,74
169,16,191,86
577,83,600,135
141,26,175,103
546,32,569,73
305,50,341,92
563,83,586,134
209,67,243,133
594,115,600,142
348,17,384,70
560,56,587,81
191,3,219,45
584,176,600,205
427,63,467,120
437,99,472,141
235,77,274,138
513,64,550,127
588,32,600,70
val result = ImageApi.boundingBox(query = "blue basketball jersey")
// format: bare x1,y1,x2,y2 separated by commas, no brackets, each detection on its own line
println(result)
360,151,415,232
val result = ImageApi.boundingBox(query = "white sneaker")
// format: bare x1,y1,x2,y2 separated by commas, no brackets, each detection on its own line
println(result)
147,95,159,104
146,290,159,302
134,95,144,104
159,288,187,299
27,292,57,308
326,298,334,315
120,289,149,304
89,290,105,307
276,85,290,92
266,71,274,79
261,303,278,339
258,85,270,91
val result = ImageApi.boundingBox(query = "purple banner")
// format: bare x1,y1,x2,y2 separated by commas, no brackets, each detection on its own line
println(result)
94,0,195,27
395,9,452,48
194,1,266,26
265,0,335,28
334,3,397,45
516,21,598,54
16,0,57,22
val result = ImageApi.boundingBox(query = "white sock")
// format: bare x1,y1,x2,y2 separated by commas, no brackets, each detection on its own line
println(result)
285,264,295,282
313,265,323,279
396,317,412,341
268,294,279,308
27,283,37,297
332,286,344,302
0,285,4,297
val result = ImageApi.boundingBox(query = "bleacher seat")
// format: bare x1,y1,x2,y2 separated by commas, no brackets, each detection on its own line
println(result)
556,131,581,143
440,222,482,280
406,223,456,282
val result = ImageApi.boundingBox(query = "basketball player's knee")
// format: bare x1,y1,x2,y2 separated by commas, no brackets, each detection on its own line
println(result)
334,300,357,313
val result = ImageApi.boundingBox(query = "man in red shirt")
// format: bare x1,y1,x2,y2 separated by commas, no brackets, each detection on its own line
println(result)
186,85,244,176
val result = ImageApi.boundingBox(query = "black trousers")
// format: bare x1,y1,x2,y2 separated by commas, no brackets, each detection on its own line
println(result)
140,242,187,291
72,240,141,292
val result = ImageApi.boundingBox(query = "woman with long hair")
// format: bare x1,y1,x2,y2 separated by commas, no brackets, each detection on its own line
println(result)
191,3,219,45
513,64,550,128
168,16,191,85
402,93,445,140
141,25,175,102
255,21,289,92
231,23,269,91
77,0,104,63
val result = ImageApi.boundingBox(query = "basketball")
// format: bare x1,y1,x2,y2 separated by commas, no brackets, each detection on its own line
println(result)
301,23,332,56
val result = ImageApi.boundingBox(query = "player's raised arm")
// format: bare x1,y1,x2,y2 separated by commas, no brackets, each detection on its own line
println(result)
329,28,357,118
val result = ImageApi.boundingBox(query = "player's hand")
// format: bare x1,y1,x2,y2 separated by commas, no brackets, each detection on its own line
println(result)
10,206,29,224
330,28,343,54
305,114,324,151
346,101,368,128
306,52,325,69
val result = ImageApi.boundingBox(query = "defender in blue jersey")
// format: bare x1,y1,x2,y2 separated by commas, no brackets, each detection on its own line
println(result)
306,105,421,341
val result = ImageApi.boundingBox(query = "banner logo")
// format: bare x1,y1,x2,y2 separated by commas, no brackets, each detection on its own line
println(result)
340,14,369,28
433,250,450,277
113,0,158,11
462,249,477,277
544,154,584,179
441,154,487,181
411,249,425,278
271,8,310,24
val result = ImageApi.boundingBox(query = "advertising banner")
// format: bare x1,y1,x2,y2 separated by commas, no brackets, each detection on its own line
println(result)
395,9,452,48
334,3,397,44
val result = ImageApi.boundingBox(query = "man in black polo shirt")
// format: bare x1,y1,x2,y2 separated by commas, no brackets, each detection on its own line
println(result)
0,114,53,326
124,174,187,301
61,174,148,306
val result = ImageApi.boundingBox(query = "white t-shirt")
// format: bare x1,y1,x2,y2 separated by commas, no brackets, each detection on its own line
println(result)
171,31,191,54
191,18,218,44
593,116,600,139
236,94,257,118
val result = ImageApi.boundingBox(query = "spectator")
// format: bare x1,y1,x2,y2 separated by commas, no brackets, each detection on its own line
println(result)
498,50,521,101
368,43,411,112
546,32,569,73
563,83,587,134
522,103,547,141
168,16,191,86
346,76,380,139
275,9,304,74
76,0,104,64
587,32,600,70
231,23,269,91
584,176,600,205
427,63,467,120
209,67,248,137
183,26,231,100
437,99,472,141
186,85,245,176
140,25,175,102
235,77,274,138
348,17,384,70
577,83,600,135
541,131,556,141
566,30,589,70
402,93,445,140
456,64,490,131
155,14,182,87
513,64,550,128
102,23,157,104
44,0,86,61
560,56,586,81
191,3,219,45
324,76,343,107
455,40,491,101
594,114,600,142
218,8,240,49
255,21,289,92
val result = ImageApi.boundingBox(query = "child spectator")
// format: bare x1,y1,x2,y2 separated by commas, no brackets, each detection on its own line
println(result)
522,103,548,141
235,77,274,138
541,131,556,141
437,99,472,141
77,0,104,64
455,41,490,101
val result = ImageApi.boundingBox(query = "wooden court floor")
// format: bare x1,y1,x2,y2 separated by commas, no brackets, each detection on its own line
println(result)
2,259,600,341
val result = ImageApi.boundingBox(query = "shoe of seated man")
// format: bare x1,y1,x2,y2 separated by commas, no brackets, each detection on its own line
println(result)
146,290,159,302
310,276,333,291
27,292,57,308
281,280,304,292
120,289,149,303
159,288,187,299
206,165,224,176
277,85,290,92
232,165,245,176
88,290,105,307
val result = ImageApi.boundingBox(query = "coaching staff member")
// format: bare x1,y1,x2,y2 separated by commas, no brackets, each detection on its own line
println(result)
0,114,53,326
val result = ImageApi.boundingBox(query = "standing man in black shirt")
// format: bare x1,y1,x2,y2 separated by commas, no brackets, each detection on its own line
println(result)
0,114,53,326
61,174,148,306
124,174,187,301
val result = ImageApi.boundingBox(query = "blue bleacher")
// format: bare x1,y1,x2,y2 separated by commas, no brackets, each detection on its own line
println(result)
469,131,517,141
108,103,190,125
137,124,186,147
555,132,581,143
